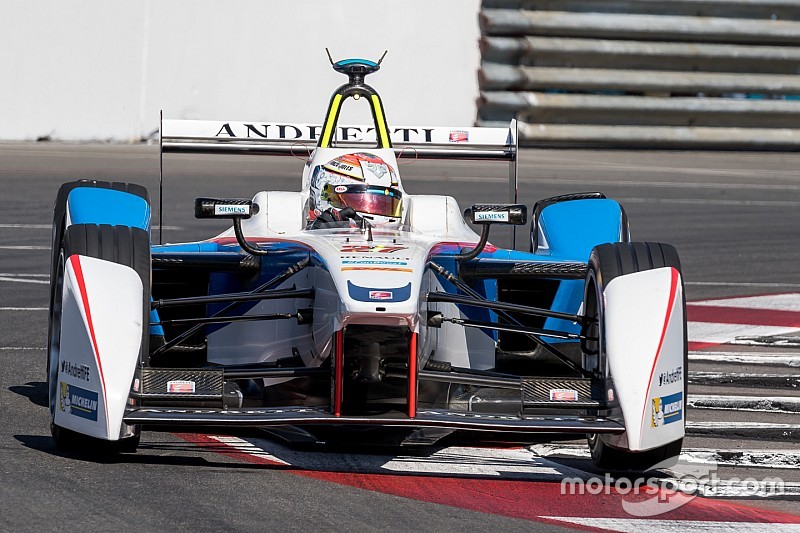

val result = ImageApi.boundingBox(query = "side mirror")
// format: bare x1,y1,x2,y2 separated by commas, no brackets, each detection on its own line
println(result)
456,204,528,262
194,198,266,256
194,198,256,219
464,204,527,226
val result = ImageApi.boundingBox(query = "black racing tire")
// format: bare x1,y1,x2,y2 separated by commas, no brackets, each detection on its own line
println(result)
49,181,149,312
48,223,151,453
48,181,150,377
583,242,688,471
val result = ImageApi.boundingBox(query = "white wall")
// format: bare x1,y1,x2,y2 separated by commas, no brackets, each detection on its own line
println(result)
0,0,481,141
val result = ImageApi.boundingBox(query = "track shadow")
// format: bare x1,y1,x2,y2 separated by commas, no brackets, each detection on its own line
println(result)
9,381,48,407
13,434,289,470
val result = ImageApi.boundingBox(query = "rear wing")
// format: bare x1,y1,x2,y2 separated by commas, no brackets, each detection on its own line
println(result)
159,115,520,244
161,116,517,160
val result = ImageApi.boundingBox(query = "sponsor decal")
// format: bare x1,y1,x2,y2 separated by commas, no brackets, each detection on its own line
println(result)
658,366,683,386
329,161,356,173
167,380,196,394
133,378,140,392
475,211,509,222
59,382,98,421
369,290,393,300
449,130,469,143
334,185,348,194
342,267,413,272
212,123,435,144
325,159,361,179
348,281,412,303
607,388,614,402
342,260,409,266
214,204,249,216
363,161,389,179
550,389,579,401
60,360,90,381
339,244,408,254
651,391,683,427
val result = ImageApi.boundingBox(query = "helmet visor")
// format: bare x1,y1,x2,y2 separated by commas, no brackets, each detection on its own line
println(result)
323,184,402,218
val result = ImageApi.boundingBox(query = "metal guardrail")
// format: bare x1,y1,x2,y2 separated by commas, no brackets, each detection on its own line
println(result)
478,1,800,149
482,0,800,19
480,36,800,74
514,124,800,149
480,65,800,93
480,9,800,44
479,92,800,128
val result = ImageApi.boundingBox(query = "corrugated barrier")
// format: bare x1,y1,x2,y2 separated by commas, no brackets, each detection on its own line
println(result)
478,0,800,149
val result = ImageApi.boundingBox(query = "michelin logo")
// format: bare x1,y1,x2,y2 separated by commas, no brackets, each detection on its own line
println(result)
651,391,683,427
59,382,99,421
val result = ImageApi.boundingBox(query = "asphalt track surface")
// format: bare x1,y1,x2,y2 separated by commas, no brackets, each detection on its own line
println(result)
2,144,800,531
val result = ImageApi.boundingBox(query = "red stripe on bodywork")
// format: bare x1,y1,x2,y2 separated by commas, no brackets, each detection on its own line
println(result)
407,332,417,418
333,329,344,417
687,305,800,327
641,267,680,426
69,255,109,421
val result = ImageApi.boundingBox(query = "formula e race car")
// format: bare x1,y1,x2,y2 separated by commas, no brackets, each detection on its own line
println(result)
47,56,687,470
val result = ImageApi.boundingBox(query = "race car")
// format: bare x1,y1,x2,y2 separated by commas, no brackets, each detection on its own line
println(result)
47,56,687,470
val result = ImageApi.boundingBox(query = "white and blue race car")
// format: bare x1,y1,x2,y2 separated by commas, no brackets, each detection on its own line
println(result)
48,56,686,470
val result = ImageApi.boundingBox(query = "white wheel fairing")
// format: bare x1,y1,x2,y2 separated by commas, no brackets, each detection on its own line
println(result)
602,267,686,452
52,255,143,440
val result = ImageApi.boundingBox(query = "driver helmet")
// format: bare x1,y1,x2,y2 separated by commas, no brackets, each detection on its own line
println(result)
309,152,403,227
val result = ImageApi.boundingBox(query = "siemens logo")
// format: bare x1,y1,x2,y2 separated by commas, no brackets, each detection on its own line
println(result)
214,205,249,216
475,211,508,222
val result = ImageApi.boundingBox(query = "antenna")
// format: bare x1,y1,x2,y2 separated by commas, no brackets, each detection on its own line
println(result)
377,50,388,65
325,48,335,65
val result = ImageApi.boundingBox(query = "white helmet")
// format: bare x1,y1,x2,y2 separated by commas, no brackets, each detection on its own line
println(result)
309,152,403,227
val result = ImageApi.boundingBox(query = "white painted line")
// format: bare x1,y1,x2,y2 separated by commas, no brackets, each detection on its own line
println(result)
521,162,800,182
690,370,792,379
691,293,800,313
0,347,44,350
531,444,800,470
688,394,800,414
681,450,800,470
688,322,799,344
689,351,800,367
687,282,800,288
619,197,800,207
688,421,800,431
379,446,576,478
731,336,800,348
0,223,52,229
0,276,49,284
0,307,47,311
0,273,48,277
0,246,49,250
208,435,289,465
0,223,184,230
542,517,800,532
696,480,800,499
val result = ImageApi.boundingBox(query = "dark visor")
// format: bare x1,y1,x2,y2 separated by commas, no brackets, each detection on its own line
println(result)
323,184,402,218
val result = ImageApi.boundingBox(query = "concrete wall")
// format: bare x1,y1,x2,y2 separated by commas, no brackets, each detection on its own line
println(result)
0,0,481,141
